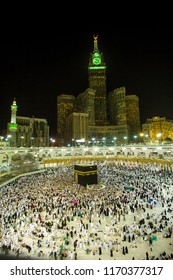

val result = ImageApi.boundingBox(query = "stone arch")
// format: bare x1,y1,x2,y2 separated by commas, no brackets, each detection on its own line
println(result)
84,150,93,156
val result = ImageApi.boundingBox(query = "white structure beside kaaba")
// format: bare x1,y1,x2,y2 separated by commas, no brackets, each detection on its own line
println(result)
74,164,98,187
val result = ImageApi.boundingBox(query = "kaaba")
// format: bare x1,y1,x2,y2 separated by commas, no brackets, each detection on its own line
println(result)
74,164,97,187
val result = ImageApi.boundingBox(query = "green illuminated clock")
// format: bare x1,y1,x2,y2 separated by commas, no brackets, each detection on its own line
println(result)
92,52,101,65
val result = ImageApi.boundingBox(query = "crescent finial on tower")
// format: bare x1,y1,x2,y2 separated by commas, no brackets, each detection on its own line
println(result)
93,34,98,51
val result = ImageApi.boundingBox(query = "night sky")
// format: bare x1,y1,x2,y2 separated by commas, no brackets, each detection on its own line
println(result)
1,28,173,138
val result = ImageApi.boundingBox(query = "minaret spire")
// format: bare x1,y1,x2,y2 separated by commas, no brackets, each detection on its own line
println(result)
11,98,18,124
93,34,98,52
8,98,18,147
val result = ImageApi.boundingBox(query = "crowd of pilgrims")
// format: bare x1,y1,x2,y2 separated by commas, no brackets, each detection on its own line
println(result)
0,160,173,260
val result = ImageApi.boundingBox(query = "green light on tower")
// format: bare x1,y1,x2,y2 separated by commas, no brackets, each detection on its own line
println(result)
88,66,106,70
92,52,101,65
11,105,17,109
9,123,17,130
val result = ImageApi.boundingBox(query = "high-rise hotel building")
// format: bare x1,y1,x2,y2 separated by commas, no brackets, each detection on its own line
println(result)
57,35,141,146
88,35,107,125
57,94,75,146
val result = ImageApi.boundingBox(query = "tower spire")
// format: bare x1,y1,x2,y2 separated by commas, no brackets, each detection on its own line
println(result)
93,34,98,51
89,35,107,125
8,98,18,147
11,98,17,124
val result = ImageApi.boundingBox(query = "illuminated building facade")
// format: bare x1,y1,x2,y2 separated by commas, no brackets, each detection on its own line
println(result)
76,88,95,126
88,35,107,125
16,116,49,147
57,35,141,146
65,112,89,146
108,88,141,143
88,124,128,145
125,95,141,142
57,94,75,146
7,99,49,147
142,116,173,143
8,98,18,146
108,87,127,126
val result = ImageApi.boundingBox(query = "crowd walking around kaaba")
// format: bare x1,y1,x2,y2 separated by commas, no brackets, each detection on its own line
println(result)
0,160,173,260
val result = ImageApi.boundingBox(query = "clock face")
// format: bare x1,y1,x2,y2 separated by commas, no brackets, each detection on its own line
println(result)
93,57,101,65
93,52,101,65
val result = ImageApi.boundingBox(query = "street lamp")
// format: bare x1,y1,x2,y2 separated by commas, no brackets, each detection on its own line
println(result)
72,138,75,147
157,133,162,144
124,136,128,144
133,135,137,144
144,134,149,144
81,138,85,146
92,137,95,146
31,137,34,147
139,133,144,143
50,138,55,147
20,136,24,147
102,137,106,146
113,137,117,146
7,135,12,147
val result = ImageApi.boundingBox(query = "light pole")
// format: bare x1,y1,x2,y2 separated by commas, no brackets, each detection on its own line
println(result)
133,135,137,144
81,138,85,147
144,134,149,144
7,134,12,147
139,133,144,143
31,137,34,147
102,137,106,146
92,137,95,146
124,136,128,145
20,136,24,147
50,138,55,147
157,132,162,144
113,137,117,146
72,138,75,147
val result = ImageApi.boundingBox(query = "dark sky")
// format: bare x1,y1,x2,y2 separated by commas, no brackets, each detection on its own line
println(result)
1,28,173,137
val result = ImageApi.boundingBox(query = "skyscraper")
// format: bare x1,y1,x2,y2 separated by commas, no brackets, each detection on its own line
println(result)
125,95,141,142
57,94,75,146
88,35,107,125
76,88,95,126
57,35,141,146
108,87,127,126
